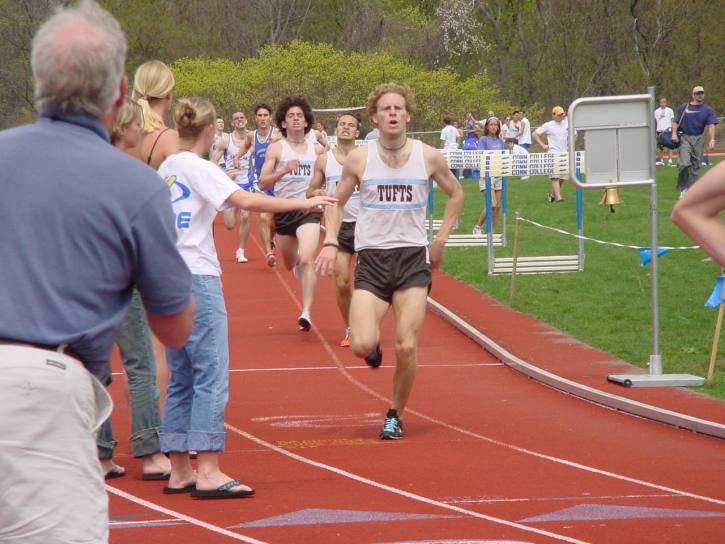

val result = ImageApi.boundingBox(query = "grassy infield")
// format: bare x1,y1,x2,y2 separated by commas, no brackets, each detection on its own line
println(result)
432,158,725,400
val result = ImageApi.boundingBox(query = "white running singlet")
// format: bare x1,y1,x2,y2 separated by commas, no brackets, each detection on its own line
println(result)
275,140,316,200
324,150,359,223
225,131,254,186
355,139,429,251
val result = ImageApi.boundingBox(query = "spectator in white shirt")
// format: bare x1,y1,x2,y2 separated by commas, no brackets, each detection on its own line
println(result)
533,105,569,203
515,110,532,149
654,97,675,166
441,117,460,177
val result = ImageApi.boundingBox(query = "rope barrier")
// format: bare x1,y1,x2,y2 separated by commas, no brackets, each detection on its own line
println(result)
518,216,699,250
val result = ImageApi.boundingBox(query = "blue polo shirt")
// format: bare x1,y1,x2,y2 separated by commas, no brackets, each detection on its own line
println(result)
675,103,718,136
0,111,192,375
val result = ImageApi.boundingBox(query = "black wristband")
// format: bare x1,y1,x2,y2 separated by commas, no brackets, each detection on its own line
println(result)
323,241,339,248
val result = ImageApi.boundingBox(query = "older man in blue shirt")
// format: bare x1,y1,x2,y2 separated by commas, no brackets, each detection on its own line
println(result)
672,85,718,196
0,1,194,542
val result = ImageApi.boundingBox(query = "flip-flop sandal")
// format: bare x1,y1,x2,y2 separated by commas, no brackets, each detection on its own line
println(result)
142,470,171,481
104,465,126,480
191,479,255,499
162,483,196,494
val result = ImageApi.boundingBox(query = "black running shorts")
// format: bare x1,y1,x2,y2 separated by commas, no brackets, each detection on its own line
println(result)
355,246,431,303
338,221,356,254
274,210,321,236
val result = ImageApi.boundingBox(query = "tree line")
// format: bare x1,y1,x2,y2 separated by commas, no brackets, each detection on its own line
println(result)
1,0,722,129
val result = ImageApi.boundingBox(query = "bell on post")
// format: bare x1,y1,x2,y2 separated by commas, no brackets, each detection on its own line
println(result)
599,187,623,213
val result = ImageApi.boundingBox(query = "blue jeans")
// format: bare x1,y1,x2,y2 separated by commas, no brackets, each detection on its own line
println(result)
98,291,163,459
160,275,229,452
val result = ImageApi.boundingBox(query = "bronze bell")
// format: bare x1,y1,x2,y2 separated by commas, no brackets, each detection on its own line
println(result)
599,187,623,213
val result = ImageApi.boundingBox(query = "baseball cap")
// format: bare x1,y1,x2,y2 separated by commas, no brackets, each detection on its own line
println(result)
692,85,705,94
552,106,565,115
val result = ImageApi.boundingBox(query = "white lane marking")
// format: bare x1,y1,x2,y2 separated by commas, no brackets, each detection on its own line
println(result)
225,423,589,544
112,363,502,377
252,413,380,428
106,485,267,543
264,252,725,508
441,494,679,504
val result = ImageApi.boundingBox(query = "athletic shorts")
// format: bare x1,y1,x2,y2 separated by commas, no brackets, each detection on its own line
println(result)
355,246,431,303
479,176,502,191
274,210,321,236
338,221,356,254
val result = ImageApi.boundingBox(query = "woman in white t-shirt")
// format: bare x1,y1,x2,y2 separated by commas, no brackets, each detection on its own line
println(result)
157,98,334,499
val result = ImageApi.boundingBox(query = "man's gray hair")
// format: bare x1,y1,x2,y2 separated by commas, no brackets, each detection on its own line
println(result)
31,0,127,118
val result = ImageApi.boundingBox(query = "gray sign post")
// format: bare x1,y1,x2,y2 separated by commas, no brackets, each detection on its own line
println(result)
567,88,704,387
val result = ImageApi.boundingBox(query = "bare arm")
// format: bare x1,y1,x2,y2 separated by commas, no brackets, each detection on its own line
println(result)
211,133,229,165
671,161,725,267
258,142,297,190
533,131,548,151
233,132,253,162
424,145,464,268
306,153,327,198
147,300,196,349
226,188,335,214
707,124,716,148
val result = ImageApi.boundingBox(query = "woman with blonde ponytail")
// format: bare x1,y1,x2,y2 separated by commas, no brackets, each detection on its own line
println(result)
157,97,336,499
133,60,179,170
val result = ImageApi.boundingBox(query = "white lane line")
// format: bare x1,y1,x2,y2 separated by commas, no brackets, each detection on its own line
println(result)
441,494,679,504
225,423,589,544
264,253,725,508
106,485,267,543
228,363,502,373
112,364,502,376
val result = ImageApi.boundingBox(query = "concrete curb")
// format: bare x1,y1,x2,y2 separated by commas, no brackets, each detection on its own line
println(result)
428,296,725,440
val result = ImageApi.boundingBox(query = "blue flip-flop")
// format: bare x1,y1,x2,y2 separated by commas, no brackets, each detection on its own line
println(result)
191,479,255,499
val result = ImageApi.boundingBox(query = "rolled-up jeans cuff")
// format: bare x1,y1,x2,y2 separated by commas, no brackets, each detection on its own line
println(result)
97,439,117,460
130,427,162,458
188,431,226,452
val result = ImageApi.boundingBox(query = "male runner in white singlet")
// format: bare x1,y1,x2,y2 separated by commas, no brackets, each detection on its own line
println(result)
213,111,255,263
233,104,280,266
307,114,360,347
209,116,228,168
259,96,325,331
316,83,463,440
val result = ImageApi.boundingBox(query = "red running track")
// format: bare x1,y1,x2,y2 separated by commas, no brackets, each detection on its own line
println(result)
105,216,725,544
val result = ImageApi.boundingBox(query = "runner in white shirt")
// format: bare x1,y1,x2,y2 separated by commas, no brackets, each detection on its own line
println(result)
654,97,675,166
306,114,360,347
315,83,463,441
259,95,325,332
209,116,228,168
534,106,569,202
213,111,256,263
158,97,333,499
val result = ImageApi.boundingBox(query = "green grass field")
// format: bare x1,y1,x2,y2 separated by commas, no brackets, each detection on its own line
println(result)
432,158,725,400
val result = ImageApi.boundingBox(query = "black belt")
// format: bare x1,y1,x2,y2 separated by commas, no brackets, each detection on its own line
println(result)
0,339,83,363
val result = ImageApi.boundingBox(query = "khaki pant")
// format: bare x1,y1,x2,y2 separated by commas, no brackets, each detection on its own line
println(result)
0,346,112,544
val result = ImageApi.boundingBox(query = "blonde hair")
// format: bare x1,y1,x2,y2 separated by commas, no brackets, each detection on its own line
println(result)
366,82,416,120
133,60,175,132
110,96,142,145
174,97,216,140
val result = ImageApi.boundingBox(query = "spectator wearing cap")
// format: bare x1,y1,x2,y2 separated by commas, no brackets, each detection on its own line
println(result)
672,86,718,197
533,106,569,202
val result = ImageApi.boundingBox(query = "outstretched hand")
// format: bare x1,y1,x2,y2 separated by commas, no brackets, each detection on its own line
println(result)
303,195,337,212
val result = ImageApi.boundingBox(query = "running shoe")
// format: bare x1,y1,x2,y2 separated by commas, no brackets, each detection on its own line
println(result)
340,328,350,348
379,415,404,440
265,252,277,267
472,225,482,236
298,312,311,332
547,192,556,203
235,249,248,263
364,344,382,368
